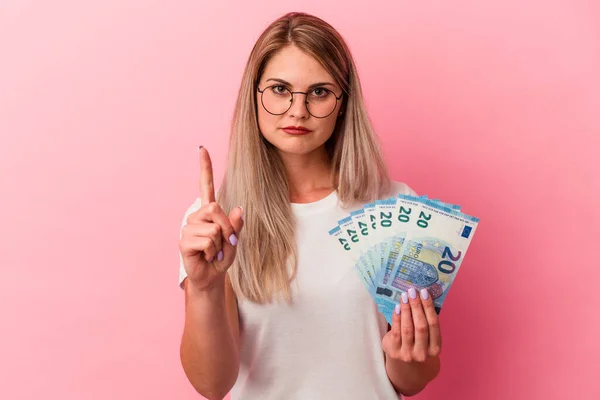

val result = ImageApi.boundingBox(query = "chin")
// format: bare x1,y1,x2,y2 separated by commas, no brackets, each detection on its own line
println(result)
274,143,319,156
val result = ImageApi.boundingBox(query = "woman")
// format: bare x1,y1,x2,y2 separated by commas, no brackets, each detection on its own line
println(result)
178,12,441,400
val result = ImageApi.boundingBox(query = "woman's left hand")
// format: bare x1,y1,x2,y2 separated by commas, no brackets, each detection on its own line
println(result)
382,287,442,363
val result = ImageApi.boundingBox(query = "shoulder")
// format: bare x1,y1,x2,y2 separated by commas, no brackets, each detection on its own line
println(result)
179,197,202,227
185,197,203,216
389,180,418,197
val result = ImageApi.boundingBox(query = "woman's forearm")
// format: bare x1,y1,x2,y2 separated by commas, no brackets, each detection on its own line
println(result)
180,279,240,400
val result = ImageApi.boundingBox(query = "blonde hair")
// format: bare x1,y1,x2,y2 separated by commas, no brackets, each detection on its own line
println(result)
217,12,391,304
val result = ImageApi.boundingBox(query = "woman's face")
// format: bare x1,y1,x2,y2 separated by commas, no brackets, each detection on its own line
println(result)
256,45,344,157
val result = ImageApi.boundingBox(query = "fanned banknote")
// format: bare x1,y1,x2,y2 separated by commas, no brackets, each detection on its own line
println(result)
329,193,479,325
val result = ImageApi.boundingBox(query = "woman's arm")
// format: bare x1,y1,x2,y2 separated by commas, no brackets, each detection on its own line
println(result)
382,288,442,396
385,353,440,396
180,274,240,400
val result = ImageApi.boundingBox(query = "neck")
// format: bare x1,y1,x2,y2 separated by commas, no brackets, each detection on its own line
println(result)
278,146,334,202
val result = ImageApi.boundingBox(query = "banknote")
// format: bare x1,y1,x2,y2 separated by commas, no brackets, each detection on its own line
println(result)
328,225,372,289
329,193,479,325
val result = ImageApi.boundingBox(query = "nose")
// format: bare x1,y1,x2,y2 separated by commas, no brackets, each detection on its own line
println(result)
288,92,309,119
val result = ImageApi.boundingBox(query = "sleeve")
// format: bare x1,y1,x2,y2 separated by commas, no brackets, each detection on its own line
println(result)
178,197,203,290
390,180,418,197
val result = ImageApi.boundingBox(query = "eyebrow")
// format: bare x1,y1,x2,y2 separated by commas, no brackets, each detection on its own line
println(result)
265,78,336,89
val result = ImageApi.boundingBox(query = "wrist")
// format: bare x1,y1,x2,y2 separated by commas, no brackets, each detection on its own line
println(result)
186,275,226,302
385,355,440,396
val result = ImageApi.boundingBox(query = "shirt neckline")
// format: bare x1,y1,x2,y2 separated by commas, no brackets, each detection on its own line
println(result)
291,189,339,216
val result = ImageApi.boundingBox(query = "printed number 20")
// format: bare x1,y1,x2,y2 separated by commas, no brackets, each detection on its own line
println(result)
380,211,392,227
438,246,462,274
338,238,351,251
417,211,431,228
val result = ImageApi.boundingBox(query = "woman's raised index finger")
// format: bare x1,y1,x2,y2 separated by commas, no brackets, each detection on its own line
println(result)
199,146,216,204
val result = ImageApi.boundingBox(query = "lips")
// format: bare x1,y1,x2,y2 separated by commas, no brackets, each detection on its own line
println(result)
282,126,311,135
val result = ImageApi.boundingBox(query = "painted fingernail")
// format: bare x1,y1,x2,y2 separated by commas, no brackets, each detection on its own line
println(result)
408,287,417,300
401,292,409,304
229,234,238,246
420,288,430,300
208,256,214,262
217,250,224,261
395,304,401,315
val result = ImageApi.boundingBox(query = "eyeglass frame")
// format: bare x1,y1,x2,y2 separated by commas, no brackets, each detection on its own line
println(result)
256,84,344,119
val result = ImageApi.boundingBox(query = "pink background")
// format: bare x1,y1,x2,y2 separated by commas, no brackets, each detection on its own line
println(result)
1,1,599,399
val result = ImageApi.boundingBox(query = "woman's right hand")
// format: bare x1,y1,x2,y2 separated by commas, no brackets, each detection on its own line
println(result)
179,146,244,292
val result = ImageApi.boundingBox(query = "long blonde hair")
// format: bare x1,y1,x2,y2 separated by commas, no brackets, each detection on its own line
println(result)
218,12,391,304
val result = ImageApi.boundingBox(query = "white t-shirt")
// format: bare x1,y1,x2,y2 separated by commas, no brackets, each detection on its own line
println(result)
179,181,417,399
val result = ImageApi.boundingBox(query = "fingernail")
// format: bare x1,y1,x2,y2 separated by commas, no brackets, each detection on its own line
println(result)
401,292,409,304
208,256,214,262
239,206,244,221
198,145,203,153
395,304,401,315
217,250,224,261
229,234,238,246
408,287,417,300
420,288,430,300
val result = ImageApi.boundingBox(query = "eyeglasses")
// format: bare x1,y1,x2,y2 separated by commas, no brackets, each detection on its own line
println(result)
257,84,343,119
